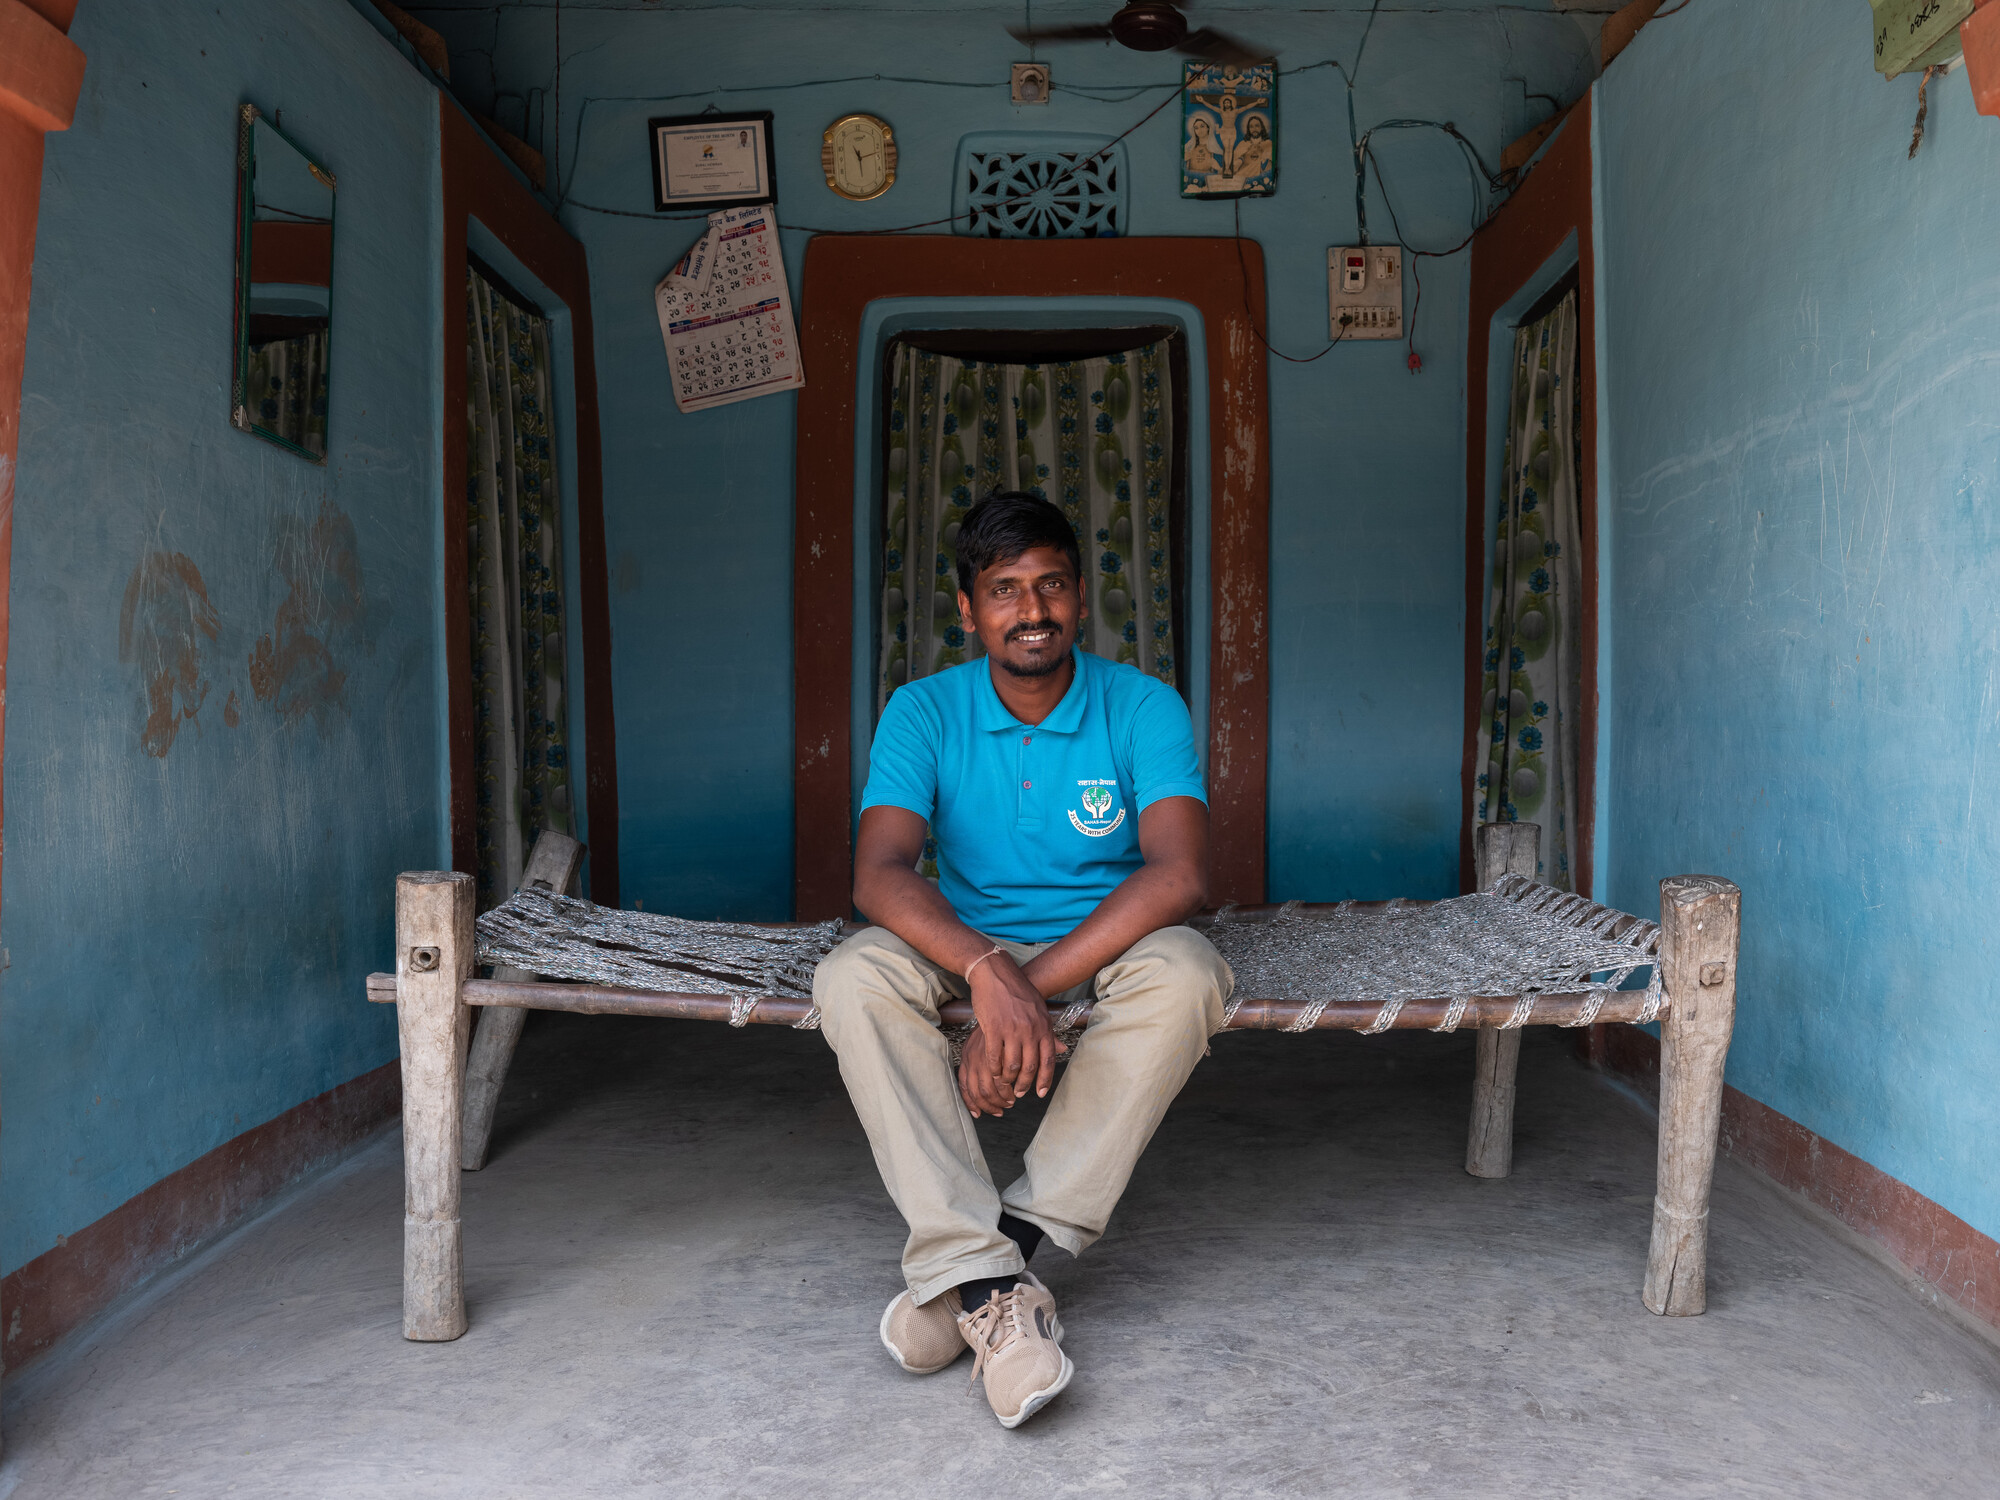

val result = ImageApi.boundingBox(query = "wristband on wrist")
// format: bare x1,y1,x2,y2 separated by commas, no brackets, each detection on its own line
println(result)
964,944,1005,984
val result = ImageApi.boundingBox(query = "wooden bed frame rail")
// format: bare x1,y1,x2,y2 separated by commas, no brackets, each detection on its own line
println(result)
364,972,1666,1033
377,824,1741,1341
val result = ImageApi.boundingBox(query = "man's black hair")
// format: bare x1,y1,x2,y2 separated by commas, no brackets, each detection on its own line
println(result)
954,491,1081,595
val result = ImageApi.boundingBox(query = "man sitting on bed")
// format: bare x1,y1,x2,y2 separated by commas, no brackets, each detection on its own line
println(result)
814,490,1233,1429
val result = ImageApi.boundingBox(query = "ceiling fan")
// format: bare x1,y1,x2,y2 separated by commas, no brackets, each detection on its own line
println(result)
1008,3,1276,67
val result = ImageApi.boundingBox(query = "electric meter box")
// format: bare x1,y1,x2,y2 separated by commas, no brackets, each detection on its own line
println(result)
1327,246,1404,342
1872,0,1971,78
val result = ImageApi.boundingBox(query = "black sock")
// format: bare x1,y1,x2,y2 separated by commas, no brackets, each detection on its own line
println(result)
955,1275,1014,1314
998,1212,1046,1264
955,1215,1047,1313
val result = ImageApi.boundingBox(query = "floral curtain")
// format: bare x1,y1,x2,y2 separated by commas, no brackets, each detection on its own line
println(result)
467,270,572,911
879,341,1176,713
1473,290,1581,890
247,332,329,456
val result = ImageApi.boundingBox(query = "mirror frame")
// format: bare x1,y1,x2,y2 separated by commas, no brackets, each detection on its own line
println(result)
231,102,337,465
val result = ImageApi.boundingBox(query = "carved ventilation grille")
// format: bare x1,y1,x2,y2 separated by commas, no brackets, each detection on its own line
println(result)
953,133,1127,239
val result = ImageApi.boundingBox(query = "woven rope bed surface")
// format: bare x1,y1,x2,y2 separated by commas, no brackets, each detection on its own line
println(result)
472,874,1662,1036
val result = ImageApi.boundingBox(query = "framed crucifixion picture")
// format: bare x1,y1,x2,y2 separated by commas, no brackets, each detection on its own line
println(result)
1180,62,1275,199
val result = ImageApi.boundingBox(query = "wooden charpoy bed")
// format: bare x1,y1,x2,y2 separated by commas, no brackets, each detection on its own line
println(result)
365,824,1741,1343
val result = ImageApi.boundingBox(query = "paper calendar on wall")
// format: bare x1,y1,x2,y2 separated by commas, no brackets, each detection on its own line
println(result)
653,204,805,414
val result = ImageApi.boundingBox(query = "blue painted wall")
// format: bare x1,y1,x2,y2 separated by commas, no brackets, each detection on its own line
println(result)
1597,1,2000,1241
4,0,443,1276
412,1,1600,916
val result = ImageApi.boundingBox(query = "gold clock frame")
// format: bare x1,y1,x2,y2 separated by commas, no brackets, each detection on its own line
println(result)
821,113,897,201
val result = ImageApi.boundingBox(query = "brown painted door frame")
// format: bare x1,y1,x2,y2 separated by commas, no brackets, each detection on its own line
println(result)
1461,106,1600,897
791,235,1272,920
439,100,619,904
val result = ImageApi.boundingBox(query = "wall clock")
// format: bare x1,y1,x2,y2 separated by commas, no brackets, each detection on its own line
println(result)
822,113,897,201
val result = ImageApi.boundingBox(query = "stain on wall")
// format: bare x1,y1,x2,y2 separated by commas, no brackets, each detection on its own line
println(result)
118,550,219,757
119,501,367,756
248,499,365,730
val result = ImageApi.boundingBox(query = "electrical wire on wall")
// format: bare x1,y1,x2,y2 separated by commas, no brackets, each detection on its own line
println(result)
521,0,1627,369
1368,153,1478,374
553,64,1523,372
1352,0,1700,366
1232,200,1346,364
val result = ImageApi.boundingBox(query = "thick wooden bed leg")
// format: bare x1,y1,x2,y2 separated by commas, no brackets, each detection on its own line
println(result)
1466,821,1541,1178
397,870,474,1341
1643,874,1742,1316
1466,1029,1523,1178
461,831,586,1170
461,1009,528,1171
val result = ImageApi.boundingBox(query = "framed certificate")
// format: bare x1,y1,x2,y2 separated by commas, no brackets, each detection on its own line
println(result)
647,111,778,212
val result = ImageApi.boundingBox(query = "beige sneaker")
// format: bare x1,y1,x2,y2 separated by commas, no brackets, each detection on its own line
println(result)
957,1271,1073,1428
879,1286,966,1374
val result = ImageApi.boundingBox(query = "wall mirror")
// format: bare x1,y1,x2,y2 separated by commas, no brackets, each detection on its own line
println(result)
232,104,335,463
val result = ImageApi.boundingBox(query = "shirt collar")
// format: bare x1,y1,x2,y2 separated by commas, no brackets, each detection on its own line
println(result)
975,646,1091,734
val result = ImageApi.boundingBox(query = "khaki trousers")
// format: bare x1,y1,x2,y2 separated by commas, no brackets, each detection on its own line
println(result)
815,924,1232,1305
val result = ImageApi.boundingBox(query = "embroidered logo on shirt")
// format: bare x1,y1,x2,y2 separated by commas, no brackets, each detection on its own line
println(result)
1069,780,1125,836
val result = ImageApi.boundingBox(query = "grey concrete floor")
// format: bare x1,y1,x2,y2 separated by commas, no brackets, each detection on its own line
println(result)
3,1016,1996,1499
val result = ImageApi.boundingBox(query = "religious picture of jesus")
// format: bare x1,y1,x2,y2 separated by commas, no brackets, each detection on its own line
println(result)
1180,59,1276,199
1230,114,1273,182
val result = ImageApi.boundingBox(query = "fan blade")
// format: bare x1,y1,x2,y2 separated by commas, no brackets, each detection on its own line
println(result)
1176,28,1277,67
1007,23,1118,43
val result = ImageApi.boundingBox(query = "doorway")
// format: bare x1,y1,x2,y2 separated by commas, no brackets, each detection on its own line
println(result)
439,105,619,906
1459,111,1599,898
1471,268,1587,891
464,254,574,911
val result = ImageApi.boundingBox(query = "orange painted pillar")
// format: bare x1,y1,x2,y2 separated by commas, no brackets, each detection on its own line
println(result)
0,0,85,912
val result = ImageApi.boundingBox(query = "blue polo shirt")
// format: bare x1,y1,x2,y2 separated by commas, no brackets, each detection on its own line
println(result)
861,647,1205,942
